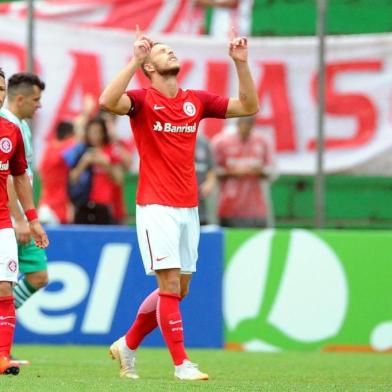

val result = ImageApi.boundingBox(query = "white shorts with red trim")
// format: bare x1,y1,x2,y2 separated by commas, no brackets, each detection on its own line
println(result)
136,204,200,276
0,228,19,283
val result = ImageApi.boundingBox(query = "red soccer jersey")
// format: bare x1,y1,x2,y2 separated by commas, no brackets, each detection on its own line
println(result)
112,139,135,222
212,131,273,219
127,87,228,207
39,137,76,224
0,117,28,229
89,143,121,206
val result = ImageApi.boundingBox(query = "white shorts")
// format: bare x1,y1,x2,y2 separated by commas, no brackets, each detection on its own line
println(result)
0,228,19,283
136,204,200,276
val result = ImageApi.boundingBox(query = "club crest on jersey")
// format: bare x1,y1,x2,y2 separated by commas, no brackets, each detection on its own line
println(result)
183,102,196,117
7,259,17,273
0,137,12,153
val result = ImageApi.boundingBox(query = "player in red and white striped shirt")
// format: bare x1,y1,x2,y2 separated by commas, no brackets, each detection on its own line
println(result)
100,26,259,381
0,68,49,376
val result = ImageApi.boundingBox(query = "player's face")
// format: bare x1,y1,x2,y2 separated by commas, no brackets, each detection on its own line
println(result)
19,85,42,119
0,77,6,109
150,44,180,77
87,123,105,147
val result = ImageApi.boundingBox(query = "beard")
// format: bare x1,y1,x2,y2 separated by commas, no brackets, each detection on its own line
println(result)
154,62,181,77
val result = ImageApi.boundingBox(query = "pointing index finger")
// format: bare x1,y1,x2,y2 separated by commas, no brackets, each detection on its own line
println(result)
135,24,141,39
135,24,154,47
229,26,237,41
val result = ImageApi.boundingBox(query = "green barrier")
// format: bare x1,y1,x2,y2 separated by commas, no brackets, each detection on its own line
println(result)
34,173,392,228
206,0,392,36
224,229,392,352
272,175,392,229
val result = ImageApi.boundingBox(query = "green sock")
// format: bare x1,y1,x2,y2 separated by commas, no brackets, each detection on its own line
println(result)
13,278,38,309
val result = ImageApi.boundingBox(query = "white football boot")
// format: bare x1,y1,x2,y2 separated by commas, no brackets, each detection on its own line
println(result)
174,360,209,381
109,336,139,379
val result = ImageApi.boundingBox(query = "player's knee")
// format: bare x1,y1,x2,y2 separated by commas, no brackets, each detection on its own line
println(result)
27,271,49,289
166,280,181,295
35,274,49,289
0,281,13,297
160,277,181,295
180,287,189,299
38,276,49,288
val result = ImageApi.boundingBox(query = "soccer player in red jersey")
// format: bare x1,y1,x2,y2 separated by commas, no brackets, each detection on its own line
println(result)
0,68,49,376
99,26,259,380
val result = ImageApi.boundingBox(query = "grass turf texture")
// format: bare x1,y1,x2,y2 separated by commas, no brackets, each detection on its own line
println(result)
1,346,392,391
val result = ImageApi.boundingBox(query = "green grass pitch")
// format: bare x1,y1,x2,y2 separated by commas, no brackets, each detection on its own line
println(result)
1,345,392,391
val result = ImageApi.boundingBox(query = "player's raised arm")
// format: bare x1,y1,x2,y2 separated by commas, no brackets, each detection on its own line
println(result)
99,25,153,115
226,27,259,118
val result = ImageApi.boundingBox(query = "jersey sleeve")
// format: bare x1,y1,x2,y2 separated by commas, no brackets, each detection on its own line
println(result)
194,90,229,119
9,125,28,176
126,89,147,118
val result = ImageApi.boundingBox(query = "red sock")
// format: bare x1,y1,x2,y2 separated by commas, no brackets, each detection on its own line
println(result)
0,296,16,357
157,292,188,366
125,289,159,350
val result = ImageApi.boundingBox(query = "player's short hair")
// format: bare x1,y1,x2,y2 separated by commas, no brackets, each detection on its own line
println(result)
142,42,162,80
0,68,4,80
8,72,45,99
55,121,74,141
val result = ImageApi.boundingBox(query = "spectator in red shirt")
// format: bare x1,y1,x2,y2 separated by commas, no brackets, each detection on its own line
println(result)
195,133,217,225
64,117,124,224
212,116,275,228
100,110,134,224
38,121,76,224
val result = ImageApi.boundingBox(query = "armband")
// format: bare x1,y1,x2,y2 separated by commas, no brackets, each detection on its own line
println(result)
25,208,38,222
